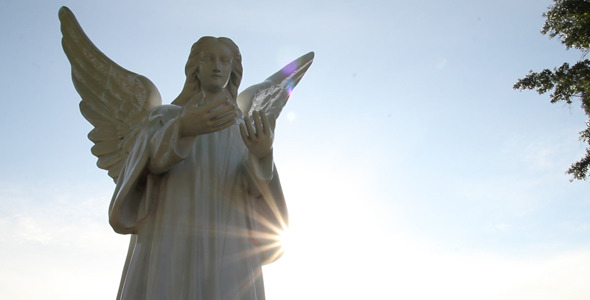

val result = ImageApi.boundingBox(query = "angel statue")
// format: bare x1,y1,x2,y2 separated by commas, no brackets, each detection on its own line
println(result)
59,6,313,300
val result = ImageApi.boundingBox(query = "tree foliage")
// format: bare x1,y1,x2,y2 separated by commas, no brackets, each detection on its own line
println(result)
542,0,590,50
514,0,590,180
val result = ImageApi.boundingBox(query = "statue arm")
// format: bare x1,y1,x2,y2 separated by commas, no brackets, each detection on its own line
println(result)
148,95,239,173
148,105,196,174
108,105,194,233
108,126,154,234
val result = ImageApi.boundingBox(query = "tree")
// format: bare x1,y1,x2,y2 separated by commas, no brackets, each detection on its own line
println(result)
514,0,590,180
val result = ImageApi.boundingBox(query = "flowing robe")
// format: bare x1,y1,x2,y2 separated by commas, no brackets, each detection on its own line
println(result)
108,104,287,300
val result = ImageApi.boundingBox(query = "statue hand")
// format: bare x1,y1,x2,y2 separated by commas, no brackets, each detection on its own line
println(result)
240,111,274,158
180,93,238,136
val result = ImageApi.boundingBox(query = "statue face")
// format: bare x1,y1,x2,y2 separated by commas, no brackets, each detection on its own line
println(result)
196,42,233,94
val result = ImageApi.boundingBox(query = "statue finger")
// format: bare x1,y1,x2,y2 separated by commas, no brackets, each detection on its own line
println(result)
239,123,251,146
209,118,236,132
253,111,263,136
220,118,237,128
260,112,270,135
244,116,256,138
211,111,237,125
210,104,236,119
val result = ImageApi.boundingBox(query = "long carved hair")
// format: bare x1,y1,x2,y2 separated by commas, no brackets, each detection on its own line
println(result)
173,36,243,106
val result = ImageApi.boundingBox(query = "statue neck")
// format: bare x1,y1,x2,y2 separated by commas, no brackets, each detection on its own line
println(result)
172,87,231,106
202,89,230,104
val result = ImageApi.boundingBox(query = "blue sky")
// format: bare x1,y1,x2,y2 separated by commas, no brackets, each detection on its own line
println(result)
1,0,590,299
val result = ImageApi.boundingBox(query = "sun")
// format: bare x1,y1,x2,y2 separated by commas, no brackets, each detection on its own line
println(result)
277,228,290,253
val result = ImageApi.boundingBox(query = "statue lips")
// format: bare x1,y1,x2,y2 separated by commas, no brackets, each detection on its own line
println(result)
209,71,225,82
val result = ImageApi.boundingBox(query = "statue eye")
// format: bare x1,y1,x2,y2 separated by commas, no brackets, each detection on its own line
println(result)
200,56,215,63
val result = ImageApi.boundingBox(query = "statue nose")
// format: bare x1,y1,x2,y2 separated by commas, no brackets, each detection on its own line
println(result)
213,59,222,71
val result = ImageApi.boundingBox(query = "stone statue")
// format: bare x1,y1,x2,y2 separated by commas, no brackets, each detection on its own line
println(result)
59,6,313,300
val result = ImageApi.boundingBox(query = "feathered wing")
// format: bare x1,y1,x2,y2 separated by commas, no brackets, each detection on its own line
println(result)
237,52,314,121
59,6,162,181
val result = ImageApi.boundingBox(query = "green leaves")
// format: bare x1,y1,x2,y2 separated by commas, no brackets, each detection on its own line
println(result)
542,0,590,50
514,60,590,111
515,0,590,181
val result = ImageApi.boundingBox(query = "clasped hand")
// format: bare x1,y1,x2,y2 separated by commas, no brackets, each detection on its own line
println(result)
179,93,274,158
179,93,238,137
240,111,274,159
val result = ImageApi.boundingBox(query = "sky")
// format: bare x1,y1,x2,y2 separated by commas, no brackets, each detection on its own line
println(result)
1,0,590,299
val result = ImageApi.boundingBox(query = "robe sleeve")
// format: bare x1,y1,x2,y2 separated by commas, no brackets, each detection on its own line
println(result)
244,152,289,265
109,105,191,234
148,108,195,174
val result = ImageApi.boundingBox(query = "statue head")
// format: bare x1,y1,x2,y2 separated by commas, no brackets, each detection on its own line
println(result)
174,36,242,105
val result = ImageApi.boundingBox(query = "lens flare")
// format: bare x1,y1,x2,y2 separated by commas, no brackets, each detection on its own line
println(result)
281,60,298,76
278,228,290,251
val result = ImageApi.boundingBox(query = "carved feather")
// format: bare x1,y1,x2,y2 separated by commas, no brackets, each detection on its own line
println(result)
59,6,161,181
88,127,120,143
96,152,124,170
91,141,120,156
237,52,314,120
